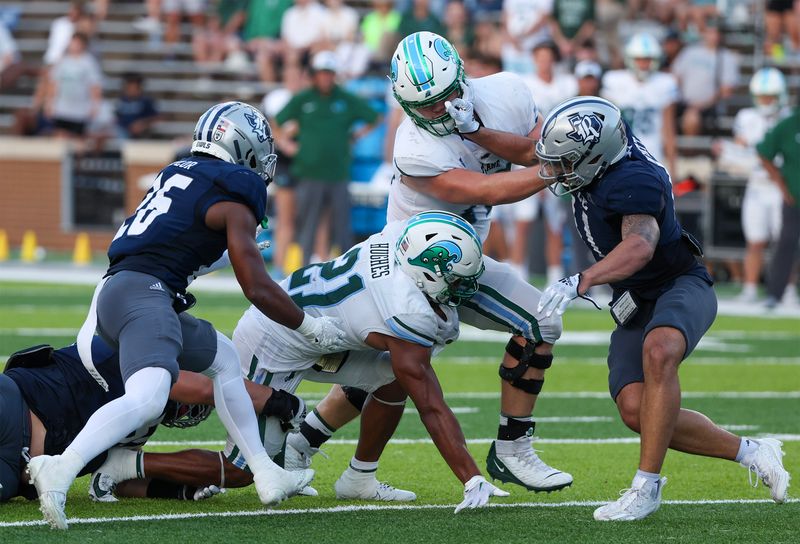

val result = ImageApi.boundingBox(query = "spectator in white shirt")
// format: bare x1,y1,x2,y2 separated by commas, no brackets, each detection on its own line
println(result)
281,0,329,70
43,1,94,66
0,23,21,89
671,22,739,136
46,33,102,141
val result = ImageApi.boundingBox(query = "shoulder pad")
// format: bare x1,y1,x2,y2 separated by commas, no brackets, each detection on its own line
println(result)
4,344,53,373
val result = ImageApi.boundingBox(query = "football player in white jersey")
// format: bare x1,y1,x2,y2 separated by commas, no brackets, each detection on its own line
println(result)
602,33,678,177
726,68,793,302
309,31,565,494
92,211,511,512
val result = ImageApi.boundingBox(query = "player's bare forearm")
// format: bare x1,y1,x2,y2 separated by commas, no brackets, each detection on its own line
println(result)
142,450,252,487
389,340,480,483
171,371,270,413
580,214,659,292
462,126,538,166
207,201,305,329
402,167,549,206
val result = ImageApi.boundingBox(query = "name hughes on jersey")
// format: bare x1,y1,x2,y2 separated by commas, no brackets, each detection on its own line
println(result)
369,243,390,278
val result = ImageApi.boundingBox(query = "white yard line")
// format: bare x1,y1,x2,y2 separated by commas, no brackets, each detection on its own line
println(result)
1,498,796,528
146,434,800,448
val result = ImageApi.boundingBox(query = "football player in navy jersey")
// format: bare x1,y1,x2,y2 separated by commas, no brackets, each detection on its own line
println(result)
0,339,231,503
26,102,346,529
535,97,790,521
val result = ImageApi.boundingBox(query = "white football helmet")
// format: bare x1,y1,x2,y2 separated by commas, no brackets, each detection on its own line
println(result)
749,67,788,116
536,96,629,196
396,211,484,306
191,101,278,183
624,33,662,80
390,32,466,136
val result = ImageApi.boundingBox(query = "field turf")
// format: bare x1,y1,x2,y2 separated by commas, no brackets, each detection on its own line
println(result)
0,281,797,543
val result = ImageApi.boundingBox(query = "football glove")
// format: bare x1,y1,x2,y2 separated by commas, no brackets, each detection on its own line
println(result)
537,274,601,317
192,485,225,501
296,314,347,352
455,475,510,513
445,98,480,134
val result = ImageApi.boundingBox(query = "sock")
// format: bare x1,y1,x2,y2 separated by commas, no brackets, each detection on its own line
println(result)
348,457,378,475
146,479,196,500
59,448,87,481
497,414,534,441
634,469,661,486
204,332,276,470
300,409,336,449
104,448,143,482
742,284,757,297
735,437,759,465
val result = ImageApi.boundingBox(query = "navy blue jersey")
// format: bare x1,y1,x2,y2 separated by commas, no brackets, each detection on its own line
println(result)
573,123,712,300
6,340,124,458
107,157,267,292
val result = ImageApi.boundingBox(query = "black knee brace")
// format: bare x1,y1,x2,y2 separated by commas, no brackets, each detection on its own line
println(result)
342,386,369,412
499,339,553,394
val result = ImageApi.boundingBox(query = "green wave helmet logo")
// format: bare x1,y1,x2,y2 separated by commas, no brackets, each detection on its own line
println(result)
408,240,462,275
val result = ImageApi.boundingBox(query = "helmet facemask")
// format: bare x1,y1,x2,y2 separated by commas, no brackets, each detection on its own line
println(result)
395,76,464,136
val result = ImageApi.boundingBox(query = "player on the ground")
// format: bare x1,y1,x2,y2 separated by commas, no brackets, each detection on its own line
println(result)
601,33,678,177
536,96,791,521
25,102,345,529
725,68,793,302
300,31,570,493
91,211,512,512
0,339,247,503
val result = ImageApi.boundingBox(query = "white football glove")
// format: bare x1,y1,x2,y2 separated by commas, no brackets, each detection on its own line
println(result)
445,98,480,134
193,485,225,501
296,314,347,351
454,475,510,513
537,274,600,317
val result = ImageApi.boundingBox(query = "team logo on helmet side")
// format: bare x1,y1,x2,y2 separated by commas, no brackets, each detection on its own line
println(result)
566,113,602,147
213,121,227,142
244,111,268,143
434,38,452,61
408,241,462,275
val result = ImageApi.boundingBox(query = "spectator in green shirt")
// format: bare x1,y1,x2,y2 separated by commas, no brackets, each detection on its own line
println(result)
549,0,595,60
757,108,800,307
361,0,401,60
195,0,248,65
274,51,381,264
398,0,445,40
244,0,293,81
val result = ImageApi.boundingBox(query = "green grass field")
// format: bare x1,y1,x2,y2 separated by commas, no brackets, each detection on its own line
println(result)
0,281,798,543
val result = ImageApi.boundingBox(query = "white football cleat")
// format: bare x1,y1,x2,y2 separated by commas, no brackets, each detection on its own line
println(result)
334,468,417,501
27,455,75,530
487,437,573,492
253,466,314,506
88,472,119,503
283,439,323,496
743,438,790,503
594,475,666,521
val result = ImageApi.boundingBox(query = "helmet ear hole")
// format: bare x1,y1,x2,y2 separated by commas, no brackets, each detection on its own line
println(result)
249,156,257,169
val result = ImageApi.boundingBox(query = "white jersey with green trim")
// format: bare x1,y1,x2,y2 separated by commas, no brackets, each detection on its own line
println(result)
389,72,538,242
235,221,459,373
